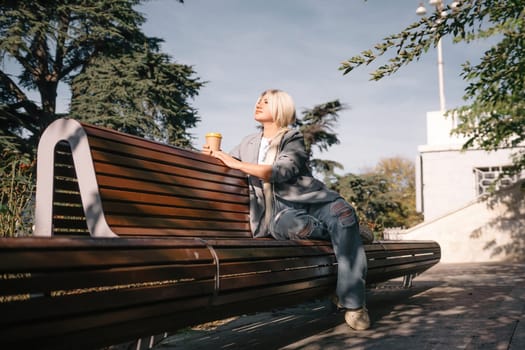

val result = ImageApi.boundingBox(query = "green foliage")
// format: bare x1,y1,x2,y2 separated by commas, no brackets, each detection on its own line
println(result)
0,148,34,237
293,102,422,234
329,157,423,237
339,0,525,177
69,46,203,148
294,100,345,179
0,0,195,156
370,157,423,228
331,173,402,237
1,0,143,155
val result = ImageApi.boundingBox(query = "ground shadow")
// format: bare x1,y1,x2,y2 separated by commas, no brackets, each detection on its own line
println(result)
155,262,525,350
155,279,438,350
480,180,525,261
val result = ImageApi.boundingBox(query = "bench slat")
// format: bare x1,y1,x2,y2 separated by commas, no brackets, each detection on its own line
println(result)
91,149,249,190
96,174,248,204
220,256,338,275
1,279,215,325
220,265,337,291
368,253,440,269
0,248,213,271
112,227,253,238
215,246,335,261
101,201,250,221
212,276,336,306
86,132,246,181
0,263,216,295
105,216,250,230
99,188,249,213
0,237,214,270
51,219,90,233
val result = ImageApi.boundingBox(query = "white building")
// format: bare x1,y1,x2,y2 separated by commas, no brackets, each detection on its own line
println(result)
398,111,525,263
416,111,522,221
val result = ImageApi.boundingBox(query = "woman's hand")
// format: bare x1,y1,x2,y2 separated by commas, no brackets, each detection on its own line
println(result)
205,149,272,181
201,145,240,170
201,144,213,156
211,150,241,169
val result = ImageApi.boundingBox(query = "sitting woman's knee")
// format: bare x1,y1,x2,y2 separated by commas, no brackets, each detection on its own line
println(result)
271,208,328,240
330,199,358,228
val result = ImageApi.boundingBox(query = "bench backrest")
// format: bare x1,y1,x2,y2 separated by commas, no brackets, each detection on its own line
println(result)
35,118,252,238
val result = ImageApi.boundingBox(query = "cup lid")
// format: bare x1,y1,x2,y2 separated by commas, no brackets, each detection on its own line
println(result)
206,132,222,138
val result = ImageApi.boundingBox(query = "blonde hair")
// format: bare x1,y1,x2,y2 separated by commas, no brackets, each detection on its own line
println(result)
256,90,295,231
256,89,296,128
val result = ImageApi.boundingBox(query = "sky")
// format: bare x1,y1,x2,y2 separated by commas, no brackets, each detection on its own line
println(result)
92,1,491,174
134,0,492,174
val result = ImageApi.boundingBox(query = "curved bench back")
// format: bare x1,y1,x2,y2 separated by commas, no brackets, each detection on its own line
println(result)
35,118,251,238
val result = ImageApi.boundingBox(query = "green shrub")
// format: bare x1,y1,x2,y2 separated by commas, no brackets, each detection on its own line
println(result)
0,151,35,237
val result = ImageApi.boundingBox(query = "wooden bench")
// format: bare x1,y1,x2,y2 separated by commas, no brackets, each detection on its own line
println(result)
0,118,441,349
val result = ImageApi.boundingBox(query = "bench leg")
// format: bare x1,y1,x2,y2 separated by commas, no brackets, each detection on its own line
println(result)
402,274,415,288
131,333,168,350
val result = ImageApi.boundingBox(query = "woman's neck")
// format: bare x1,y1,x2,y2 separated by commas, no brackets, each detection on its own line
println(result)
262,123,280,139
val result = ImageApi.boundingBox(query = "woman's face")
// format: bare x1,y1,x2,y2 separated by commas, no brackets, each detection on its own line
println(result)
254,94,274,124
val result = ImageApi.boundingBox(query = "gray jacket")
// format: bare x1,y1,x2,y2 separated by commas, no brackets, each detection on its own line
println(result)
230,130,340,237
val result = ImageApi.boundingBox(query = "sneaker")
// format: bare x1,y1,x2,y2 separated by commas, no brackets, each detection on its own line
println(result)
332,296,371,330
345,307,371,330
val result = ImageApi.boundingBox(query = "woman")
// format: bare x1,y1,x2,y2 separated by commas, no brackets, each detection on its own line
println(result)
203,89,370,330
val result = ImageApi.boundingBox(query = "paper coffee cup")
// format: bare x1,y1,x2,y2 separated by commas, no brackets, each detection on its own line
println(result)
205,132,222,151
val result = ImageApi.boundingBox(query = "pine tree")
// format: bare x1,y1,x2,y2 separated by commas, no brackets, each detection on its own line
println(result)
69,43,202,148
0,0,202,235
294,100,346,181
0,0,201,155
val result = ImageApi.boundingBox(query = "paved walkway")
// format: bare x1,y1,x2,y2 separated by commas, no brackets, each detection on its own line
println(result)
155,262,525,350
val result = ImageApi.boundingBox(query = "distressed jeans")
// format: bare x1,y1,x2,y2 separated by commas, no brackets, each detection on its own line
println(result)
269,197,367,309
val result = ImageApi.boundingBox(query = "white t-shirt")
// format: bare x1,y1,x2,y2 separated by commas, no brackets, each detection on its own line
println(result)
258,137,271,164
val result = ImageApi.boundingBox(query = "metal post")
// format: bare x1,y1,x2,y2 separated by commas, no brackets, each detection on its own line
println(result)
436,37,446,112
418,1,448,113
